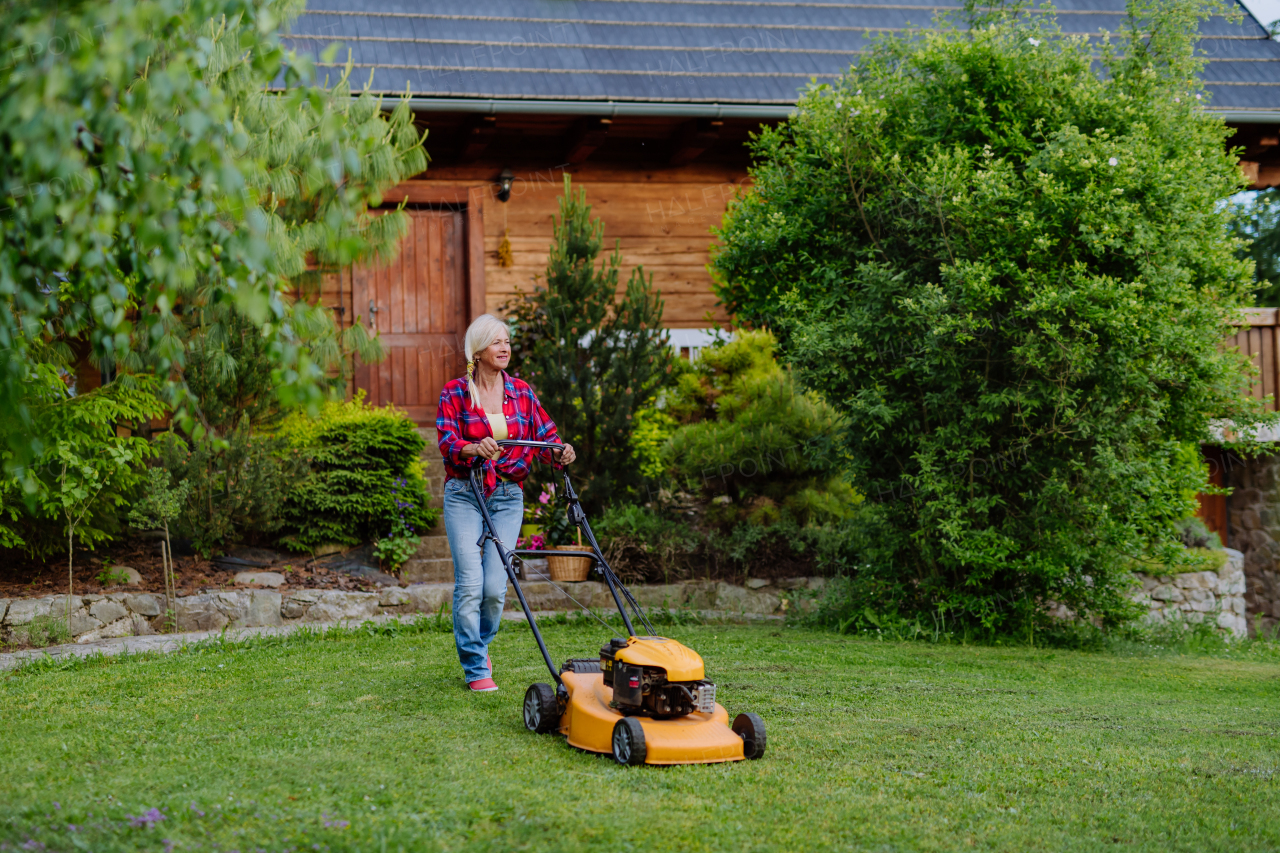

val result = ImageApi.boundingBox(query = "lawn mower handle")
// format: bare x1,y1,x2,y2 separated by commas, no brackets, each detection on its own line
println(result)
463,439,648,685
495,439,566,453
467,439,567,468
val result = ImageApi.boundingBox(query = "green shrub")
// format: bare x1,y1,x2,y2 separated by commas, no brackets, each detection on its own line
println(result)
600,331,861,582
595,503,702,582
710,0,1270,634
156,420,304,557
629,407,680,483
277,395,438,551
596,501,864,584
654,330,858,527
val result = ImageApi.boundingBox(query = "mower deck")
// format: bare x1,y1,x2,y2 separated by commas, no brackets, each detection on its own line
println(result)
558,671,746,765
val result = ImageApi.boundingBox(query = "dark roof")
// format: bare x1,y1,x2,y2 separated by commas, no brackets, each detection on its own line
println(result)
283,1,1280,114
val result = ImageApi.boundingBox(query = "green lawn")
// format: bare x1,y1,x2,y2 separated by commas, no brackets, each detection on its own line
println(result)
2,619,1279,852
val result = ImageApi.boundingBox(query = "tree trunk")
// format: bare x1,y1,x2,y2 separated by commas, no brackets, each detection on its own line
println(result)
161,539,171,633
66,521,74,637
162,523,176,633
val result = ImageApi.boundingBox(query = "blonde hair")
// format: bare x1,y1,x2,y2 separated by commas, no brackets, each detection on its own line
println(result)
464,313,511,409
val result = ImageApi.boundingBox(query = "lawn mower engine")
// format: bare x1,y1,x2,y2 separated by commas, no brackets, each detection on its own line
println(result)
600,636,717,719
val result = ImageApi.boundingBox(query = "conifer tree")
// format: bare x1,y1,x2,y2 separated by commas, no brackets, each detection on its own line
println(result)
505,175,675,511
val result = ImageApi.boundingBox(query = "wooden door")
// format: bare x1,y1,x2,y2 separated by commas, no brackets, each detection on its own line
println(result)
353,208,468,423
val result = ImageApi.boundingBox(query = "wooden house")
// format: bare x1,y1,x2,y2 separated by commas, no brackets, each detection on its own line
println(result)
279,0,1280,424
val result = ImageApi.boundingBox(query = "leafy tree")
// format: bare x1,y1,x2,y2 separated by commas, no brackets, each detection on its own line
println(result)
711,0,1270,634
1227,189,1280,306
174,45,425,433
2,0,283,459
15,372,163,632
1,0,424,464
504,175,676,511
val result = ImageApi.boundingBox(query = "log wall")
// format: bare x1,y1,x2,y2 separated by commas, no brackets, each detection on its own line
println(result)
327,163,747,331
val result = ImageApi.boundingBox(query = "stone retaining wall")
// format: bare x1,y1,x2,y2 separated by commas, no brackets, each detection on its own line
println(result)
3,563,1255,646
1130,548,1248,637
0,578,825,646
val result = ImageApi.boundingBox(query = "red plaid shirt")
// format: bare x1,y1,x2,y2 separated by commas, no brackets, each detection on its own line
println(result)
436,372,562,496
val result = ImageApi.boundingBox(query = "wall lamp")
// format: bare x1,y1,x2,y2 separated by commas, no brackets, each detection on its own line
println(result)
496,168,515,202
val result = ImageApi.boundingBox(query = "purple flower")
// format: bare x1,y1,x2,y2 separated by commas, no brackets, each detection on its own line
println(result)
128,808,166,828
321,813,349,829
189,803,205,817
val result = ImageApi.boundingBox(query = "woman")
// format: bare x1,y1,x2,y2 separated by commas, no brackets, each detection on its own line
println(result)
436,314,576,693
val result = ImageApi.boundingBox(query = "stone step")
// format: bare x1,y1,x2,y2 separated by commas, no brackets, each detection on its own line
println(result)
402,557,454,584
416,535,451,560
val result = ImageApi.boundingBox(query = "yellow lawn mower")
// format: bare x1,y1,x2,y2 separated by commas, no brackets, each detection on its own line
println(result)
468,440,767,766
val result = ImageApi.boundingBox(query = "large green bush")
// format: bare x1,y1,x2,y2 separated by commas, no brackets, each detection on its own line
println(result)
277,396,438,551
711,0,1269,633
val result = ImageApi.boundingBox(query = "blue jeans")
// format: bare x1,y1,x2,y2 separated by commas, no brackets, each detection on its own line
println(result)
443,477,524,683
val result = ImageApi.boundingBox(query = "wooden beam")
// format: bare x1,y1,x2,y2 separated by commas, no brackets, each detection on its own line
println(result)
669,119,723,166
458,115,498,163
566,117,611,164
466,186,487,322
381,184,472,205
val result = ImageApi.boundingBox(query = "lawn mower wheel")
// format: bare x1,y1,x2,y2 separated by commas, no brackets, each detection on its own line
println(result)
611,717,647,766
733,712,767,759
523,683,559,734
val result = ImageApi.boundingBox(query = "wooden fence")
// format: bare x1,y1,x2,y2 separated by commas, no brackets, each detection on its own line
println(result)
1225,307,1280,413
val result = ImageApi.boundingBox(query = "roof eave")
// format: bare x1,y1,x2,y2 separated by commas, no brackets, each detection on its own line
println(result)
1207,109,1280,124
404,96,795,118
402,97,1279,123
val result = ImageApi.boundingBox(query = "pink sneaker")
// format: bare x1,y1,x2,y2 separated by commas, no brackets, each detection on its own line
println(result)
468,678,498,693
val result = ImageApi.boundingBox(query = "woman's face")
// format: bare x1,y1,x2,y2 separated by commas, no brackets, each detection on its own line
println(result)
478,333,511,371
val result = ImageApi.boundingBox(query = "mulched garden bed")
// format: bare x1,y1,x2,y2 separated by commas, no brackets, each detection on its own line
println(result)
0,538,393,601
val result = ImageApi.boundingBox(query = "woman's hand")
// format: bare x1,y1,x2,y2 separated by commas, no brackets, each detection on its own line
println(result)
462,438,502,461
558,443,576,465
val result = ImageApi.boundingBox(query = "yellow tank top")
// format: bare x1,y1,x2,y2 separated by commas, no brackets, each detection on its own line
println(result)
487,412,508,441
